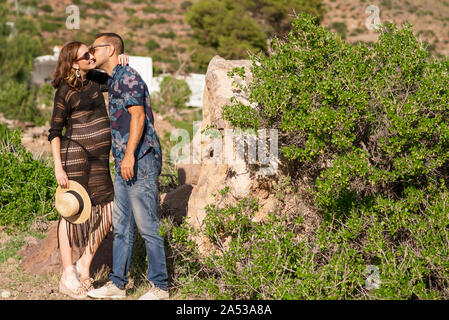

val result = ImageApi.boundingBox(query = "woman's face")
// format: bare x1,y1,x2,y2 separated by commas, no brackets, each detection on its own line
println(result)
72,44,96,73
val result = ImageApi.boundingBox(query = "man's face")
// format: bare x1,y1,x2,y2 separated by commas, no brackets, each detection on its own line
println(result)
91,37,111,69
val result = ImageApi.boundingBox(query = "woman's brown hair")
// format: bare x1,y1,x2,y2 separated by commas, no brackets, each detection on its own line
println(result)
51,41,84,90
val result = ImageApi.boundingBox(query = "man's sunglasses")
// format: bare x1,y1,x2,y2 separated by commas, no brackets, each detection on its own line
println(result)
73,51,90,62
89,44,111,54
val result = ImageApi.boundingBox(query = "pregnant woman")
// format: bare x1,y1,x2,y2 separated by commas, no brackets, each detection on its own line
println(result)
48,41,127,299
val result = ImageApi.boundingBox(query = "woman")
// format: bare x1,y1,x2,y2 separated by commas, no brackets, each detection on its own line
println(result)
48,41,127,299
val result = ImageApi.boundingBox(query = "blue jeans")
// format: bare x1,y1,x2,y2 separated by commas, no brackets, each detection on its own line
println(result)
109,151,168,290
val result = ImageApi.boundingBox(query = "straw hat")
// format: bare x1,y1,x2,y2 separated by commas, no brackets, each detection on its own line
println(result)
55,180,91,224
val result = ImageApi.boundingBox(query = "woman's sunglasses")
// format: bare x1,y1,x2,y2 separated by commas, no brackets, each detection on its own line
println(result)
73,51,90,62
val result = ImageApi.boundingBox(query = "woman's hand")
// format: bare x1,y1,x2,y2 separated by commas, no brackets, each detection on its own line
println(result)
118,54,129,66
55,166,70,189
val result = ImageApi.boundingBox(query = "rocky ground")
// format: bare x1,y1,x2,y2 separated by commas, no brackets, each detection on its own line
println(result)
0,226,71,300
0,225,177,300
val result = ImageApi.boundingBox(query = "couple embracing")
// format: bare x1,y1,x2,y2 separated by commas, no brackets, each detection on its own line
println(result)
48,33,168,300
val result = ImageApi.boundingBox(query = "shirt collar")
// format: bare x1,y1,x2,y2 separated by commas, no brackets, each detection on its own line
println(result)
109,64,122,79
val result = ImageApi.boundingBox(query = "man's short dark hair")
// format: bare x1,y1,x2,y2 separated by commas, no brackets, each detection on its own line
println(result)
95,32,124,54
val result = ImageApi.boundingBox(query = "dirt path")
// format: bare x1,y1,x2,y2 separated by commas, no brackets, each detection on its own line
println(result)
0,228,64,300
0,227,165,300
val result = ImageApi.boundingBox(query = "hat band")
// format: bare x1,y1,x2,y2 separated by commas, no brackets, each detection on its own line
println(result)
66,190,84,216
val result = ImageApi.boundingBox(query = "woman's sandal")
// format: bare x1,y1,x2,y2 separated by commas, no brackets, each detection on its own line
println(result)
75,261,95,291
59,278,87,299
80,277,95,291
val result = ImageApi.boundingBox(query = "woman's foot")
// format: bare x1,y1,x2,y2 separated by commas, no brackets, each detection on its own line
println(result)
59,266,87,299
75,260,94,291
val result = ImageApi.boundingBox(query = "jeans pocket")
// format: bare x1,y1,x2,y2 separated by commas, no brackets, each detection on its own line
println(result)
136,154,151,179
152,154,161,176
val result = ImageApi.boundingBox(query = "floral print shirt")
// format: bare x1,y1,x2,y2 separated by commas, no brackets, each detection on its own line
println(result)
108,64,162,176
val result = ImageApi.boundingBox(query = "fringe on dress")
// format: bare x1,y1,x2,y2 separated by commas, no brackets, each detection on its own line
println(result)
57,201,113,254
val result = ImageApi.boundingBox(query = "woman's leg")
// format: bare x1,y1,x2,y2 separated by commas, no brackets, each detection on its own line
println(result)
76,201,113,280
58,219,74,273
58,219,86,297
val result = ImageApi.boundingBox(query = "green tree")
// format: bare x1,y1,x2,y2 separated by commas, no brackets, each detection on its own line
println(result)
185,0,324,71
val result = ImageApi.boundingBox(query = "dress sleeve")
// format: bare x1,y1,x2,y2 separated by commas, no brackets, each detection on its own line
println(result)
48,85,69,142
88,69,109,92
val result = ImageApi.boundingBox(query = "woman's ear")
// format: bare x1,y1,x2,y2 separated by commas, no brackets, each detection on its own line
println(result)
72,62,80,70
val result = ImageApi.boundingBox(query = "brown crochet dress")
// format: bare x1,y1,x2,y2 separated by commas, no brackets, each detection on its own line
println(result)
48,70,113,249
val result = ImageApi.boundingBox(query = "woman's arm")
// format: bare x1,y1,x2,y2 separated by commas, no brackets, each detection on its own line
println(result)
50,137,69,188
48,85,70,188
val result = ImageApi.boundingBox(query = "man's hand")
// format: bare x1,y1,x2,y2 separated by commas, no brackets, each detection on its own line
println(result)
121,153,135,181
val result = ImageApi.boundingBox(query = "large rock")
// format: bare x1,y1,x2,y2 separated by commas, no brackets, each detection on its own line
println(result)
177,163,201,186
177,56,280,254
160,184,193,225
18,221,113,276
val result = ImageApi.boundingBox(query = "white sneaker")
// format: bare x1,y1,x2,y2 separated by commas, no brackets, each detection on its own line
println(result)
87,281,126,299
138,285,169,300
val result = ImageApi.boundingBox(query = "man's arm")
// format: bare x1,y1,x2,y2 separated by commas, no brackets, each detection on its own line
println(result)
121,105,145,181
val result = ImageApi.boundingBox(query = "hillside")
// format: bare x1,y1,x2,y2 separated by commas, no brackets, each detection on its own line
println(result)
322,0,449,57
7,0,198,74
4,0,449,78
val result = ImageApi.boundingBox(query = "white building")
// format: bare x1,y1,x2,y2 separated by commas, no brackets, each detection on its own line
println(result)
30,46,60,86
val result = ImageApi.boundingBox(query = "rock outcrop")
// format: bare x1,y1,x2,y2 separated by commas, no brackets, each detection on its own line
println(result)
162,56,281,254
18,221,113,276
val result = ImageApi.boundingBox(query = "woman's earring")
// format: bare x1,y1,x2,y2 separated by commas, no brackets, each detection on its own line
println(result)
75,69,80,78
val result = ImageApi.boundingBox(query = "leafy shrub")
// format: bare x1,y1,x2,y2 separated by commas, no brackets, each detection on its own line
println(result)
145,38,160,52
218,14,449,299
0,125,57,233
330,21,348,39
163,184,449,299
0,3,44,125
224,14,449,215
0,81,46,125
160,15,449,300
152,76,192,112
39,4,53,13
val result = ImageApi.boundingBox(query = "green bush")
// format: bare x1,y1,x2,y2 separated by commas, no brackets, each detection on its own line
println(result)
163,185,449,299
145,38,160,52
224,14,449,216
0,2,44,125
161,15,449,300
0,125,57,233
152,76,192,112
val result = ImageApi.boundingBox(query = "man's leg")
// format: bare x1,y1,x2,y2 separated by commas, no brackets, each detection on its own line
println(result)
87,175,133,299
129,151,168,290
109,174,136,290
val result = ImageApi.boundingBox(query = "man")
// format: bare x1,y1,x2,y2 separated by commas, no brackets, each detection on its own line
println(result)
87,33,168,300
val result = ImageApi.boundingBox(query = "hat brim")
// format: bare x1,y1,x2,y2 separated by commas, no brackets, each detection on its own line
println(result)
55,180,92,224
